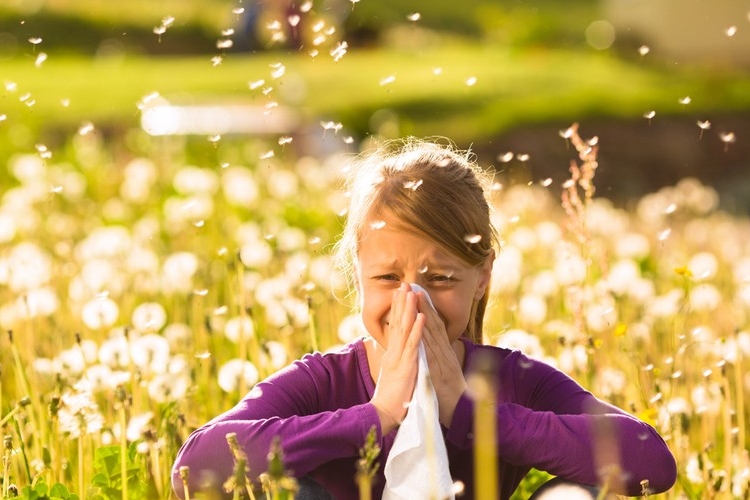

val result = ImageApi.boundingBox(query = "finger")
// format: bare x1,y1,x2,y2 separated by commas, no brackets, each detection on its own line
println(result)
389,285,418,354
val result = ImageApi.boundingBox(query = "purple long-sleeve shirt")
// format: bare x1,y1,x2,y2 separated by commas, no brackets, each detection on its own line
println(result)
171,337,676,499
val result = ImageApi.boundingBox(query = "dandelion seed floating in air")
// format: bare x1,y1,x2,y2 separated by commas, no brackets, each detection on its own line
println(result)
78,122,94,136
643,110,655,125
380,75,396,86
464,234,482,244
369,220,386,230
638,45,650,56
726,26,737,37
541,178,553,187
35,52,47,67
222,28,235,37
403,179,423,191
498,152,514,163
320,120,343,134
249,79,265,90
719,131,736,152
35,143,51,159
679,96,691,106
433,67,442,75
330,41,348,62
465,76,477,86
28,37,42,52
217,38,233,50
407,13,421,22
697,120,711,139
270,62,286,79
211,55,223,66
232,7,245,18
278,136,293,146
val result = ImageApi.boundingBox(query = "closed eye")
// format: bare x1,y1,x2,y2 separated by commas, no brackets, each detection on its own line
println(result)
374,274,400,282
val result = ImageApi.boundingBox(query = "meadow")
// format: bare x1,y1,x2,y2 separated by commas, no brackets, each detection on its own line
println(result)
2,1,750,499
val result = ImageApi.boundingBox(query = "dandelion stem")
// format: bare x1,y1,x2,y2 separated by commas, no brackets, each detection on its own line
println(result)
118,386,129,500
179,466,191,500
78,435,85,499
307,297,319,353
3,435,12,499
469,352,498,499
237,260,249,397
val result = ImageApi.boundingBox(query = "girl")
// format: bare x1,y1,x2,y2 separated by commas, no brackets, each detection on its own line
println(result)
172,139,676,499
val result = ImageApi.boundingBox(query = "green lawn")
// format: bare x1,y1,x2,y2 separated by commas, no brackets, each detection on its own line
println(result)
4,41,750,151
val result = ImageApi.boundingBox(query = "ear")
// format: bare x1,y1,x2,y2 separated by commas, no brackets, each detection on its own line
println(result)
474,249,496,301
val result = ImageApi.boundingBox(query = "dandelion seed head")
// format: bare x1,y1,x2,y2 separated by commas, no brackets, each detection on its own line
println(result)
81,296,119,330
218,359,259,392
131,333,171,374
131,302,168,332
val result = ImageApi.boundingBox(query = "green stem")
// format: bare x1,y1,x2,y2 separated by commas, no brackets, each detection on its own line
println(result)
120,403,128,500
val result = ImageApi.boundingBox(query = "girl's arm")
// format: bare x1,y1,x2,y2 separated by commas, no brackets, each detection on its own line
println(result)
446,349,677,496
171,355,380,498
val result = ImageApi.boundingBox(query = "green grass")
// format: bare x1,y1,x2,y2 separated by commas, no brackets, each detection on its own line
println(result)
4,41,750,152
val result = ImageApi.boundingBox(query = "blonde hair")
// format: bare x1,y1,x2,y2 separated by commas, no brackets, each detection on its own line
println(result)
333,138,498,342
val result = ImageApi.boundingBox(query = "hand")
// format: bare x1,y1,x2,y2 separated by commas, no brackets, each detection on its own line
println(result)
416,292,468,427
370,284,425,434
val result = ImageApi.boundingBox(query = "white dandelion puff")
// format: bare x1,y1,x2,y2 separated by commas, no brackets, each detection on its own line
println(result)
218,359,259,393
81,297,119,330
224,317,255,343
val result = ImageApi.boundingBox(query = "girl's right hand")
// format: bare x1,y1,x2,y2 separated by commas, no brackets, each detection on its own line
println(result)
370,284,425,435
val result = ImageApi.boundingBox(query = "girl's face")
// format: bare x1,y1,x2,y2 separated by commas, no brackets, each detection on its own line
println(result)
356,219,493,348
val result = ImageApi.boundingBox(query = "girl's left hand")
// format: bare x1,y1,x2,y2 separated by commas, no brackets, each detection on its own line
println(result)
415,291,468,427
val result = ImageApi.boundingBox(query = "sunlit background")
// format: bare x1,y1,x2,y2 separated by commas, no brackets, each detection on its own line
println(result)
1,1,750,499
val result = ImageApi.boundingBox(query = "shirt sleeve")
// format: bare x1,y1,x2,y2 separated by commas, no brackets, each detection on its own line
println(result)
445,348,677,496
171,352,381,499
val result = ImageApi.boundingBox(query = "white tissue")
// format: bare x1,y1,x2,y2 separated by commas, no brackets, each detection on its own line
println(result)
382,284,454,500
